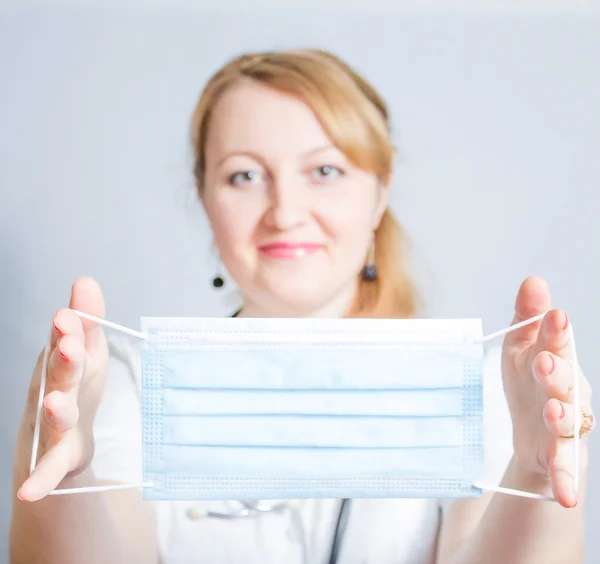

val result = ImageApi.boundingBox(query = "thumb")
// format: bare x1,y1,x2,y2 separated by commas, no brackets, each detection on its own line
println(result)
503,275,551,350
68,276,106,352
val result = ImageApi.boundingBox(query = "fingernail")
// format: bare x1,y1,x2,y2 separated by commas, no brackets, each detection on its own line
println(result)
549,354,556,374
560,402,566,418
563,313,569,331
44,404,56,423
16,489,24,501
58,341,68,361
53,316,62,335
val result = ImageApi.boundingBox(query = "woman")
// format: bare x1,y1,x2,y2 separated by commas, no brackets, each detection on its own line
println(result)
11,49,593,564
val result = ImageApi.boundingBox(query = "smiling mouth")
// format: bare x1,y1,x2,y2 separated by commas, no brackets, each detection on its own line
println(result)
258,242,324,259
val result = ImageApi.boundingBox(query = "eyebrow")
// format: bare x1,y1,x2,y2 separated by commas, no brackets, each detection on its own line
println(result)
303,144,337,156
216,145,338,168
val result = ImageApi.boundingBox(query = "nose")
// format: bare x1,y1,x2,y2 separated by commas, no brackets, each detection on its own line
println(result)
264,174,309,231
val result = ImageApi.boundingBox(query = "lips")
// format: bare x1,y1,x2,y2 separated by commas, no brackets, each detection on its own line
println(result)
258,242,323,259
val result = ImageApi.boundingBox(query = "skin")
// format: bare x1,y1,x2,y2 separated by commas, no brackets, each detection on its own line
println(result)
201,78,389,318
10,79,592,564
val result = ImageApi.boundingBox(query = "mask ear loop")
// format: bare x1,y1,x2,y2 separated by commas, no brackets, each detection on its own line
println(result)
29,310,154,496
472,312,580,502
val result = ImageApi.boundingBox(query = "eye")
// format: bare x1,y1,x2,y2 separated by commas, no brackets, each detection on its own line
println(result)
311,165,344,182
228,170,263,187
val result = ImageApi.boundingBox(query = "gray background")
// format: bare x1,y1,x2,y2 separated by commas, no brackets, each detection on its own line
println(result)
1,2,599,562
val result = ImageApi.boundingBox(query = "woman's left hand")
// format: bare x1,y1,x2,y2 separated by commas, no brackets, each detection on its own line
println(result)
501,276,594,508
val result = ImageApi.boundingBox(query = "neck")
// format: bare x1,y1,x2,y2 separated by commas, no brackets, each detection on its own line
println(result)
237,280,358,319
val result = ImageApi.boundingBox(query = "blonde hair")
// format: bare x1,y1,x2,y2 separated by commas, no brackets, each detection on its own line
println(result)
191,49,420,318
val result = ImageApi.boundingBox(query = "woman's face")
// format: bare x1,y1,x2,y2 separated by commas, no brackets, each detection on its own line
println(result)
202,79,389,317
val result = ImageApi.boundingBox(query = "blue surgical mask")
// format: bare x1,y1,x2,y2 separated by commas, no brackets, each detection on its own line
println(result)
139,316,485,501
35,310,575,504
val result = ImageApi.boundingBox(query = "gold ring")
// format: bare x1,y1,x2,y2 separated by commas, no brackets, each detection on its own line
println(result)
560,410,595,439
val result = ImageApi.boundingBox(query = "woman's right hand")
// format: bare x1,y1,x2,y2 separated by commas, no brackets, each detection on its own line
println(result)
17,276,109,502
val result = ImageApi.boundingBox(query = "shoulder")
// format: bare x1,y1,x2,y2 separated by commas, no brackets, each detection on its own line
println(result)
482,344,514,484
92,333,144,483
107,332,142,372
482,344,509,421
105,333,142,399
482,344,504,403
483,344,502,379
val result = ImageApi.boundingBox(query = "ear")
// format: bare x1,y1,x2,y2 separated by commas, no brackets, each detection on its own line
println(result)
372,177,391,229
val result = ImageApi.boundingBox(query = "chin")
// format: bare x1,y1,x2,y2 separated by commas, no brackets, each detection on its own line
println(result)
257,278,335,315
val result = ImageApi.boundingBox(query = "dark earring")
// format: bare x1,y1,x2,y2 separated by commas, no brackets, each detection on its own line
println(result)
212,260,225,289
361,237,377,281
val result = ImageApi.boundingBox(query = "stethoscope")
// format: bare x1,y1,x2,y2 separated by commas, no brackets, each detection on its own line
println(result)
216,311,351,563
198,498,351,564
202,499,291,519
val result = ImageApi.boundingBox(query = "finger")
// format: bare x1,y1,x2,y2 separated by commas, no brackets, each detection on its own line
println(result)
533,352,573,401
503,276,551,351
548,440,578,508
46,334,86,395
543,398,575,437
43,390,80,433
535,309,573,363
17,435,76,502
50,308,85,349
68,276,106,353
